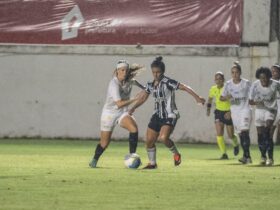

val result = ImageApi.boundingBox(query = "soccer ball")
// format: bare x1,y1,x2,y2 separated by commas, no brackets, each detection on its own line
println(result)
124,153,141,169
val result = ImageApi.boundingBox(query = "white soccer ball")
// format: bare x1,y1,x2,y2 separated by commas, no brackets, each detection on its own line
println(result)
124,153,142,169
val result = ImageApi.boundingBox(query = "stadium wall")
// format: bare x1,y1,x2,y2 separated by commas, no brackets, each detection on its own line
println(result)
0,0,279,143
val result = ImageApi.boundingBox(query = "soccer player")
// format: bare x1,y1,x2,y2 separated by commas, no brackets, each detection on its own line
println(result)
271,64,280,144
220,62,252,164
89,60,144,168
249,67,280,165
207,72,239,160
129,56,205,169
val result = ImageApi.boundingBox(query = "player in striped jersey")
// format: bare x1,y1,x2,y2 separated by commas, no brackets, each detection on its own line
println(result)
271,64,280,144
129,56,205,169
89,60,144,168
220,62,252,164
249,67,280,165
207,72,239,160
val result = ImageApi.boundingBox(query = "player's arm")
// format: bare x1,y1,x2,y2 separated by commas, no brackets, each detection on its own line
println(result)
220,83,231,101
248,84,263,106
132,79,145,90
115,98,138,109
128,90,149,115
178,83,205,105
111,80,139,109
206,97,213,116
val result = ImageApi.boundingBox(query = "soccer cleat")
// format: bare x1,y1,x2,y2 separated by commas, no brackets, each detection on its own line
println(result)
260,157,267,165
266,159,274,166
142,163,157,169
174,153,181,166
220,153,229,160
89,159,98,168
238,156,252,164
233,145,239,156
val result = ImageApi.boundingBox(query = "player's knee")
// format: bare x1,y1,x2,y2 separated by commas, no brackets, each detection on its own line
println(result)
129,125,138,133
158,135,168,143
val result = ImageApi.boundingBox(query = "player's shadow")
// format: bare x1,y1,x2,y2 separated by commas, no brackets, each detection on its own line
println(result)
0,175,31,179
247,164,280,168
204,158,235,161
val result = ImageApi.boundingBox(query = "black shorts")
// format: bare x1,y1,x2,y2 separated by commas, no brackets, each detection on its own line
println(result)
214,109,233,126
148,114,177,133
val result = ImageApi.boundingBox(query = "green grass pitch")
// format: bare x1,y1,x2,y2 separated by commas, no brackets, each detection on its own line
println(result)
0,139,280,210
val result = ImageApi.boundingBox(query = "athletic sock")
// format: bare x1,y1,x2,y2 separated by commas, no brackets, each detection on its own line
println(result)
231,135,238,147
243,131,251,158
267,138,274,159
129,132,138,153
147,147,156,165
217,136,226,154
239,132,250,158
93,144,105,161
169,144,179,155
258,133,266,158
239,133,245,157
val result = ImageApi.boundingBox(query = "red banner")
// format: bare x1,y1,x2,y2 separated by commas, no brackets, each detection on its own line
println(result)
0,0,242,45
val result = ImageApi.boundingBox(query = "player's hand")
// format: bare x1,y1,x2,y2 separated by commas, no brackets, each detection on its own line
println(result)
255,101,264,106
197,97,206,105
224,111,231,120
226,95,232,100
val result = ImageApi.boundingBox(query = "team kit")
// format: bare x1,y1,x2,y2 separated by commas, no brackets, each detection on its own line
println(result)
89,57,280,169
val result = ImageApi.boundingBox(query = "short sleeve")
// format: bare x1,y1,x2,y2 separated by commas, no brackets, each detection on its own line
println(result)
209,86,214,98
145,82,152,94
249,82,256,100
166,79,180,90
109,79,121,101
221,82,229,97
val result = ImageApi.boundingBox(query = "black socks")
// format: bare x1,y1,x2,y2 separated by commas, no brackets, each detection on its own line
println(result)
129,132,138,153
239,131,251,158
94,144,105,160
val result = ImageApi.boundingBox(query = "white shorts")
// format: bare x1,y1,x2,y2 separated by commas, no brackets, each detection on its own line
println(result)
231,109,252,134
255,109,276,127
273,111,280,126
100,110,131,131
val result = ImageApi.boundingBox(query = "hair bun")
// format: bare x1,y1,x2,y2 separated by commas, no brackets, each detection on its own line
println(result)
155,56,163,62
233,61,240,66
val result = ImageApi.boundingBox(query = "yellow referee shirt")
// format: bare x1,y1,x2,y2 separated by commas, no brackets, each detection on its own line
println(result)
209,85,230,111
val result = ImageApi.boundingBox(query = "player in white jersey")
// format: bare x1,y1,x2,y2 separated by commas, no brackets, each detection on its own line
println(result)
249,67,280,166
129,56,205,169
89,60,144,168
220,62,252,164
271,63,280,145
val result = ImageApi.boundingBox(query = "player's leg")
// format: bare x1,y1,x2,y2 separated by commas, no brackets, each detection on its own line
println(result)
89,111,116,168
143,127,159,169
276,124,280,144
265,116,275,166
215,121,228,159
143,114,160,169
255,109,267,164
89,131,112,168
225,125,239,156
119,114,138,154
236,110,252,164
223,111,239,156
238,129,252,164
230,111,248,163
158,124,181,166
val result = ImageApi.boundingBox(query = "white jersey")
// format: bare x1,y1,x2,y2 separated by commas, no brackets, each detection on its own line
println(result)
274,79,280,110
249,79,280,111
222,78,251,111
102,77,133,113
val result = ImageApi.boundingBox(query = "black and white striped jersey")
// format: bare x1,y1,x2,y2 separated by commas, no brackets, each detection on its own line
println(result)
145,76,180,119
